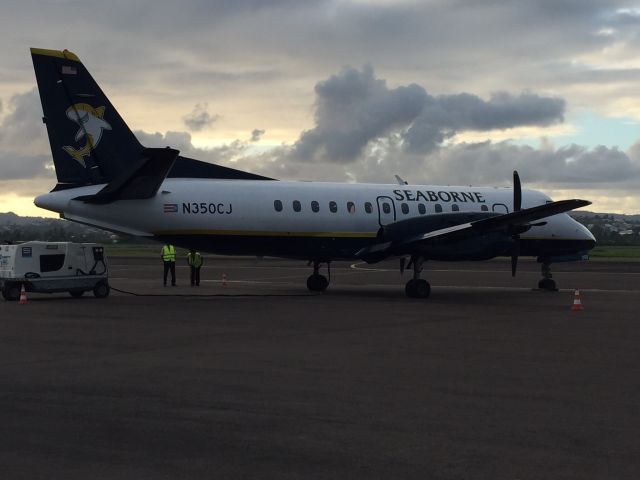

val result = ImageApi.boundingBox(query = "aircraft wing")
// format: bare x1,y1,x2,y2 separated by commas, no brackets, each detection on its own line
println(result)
356,199,591,259
402,199,590,244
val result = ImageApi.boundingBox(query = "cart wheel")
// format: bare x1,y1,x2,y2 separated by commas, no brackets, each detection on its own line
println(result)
69,290,84,298
93,281,110,298
3,284,21,301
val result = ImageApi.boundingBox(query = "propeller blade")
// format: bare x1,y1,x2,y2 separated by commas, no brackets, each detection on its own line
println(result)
513,170,522,212
511,235,520,277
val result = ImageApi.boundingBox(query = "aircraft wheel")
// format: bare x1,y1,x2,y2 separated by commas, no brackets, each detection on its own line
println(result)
538,278,557,291
405,279,430,299
93,281,110,298
307,274,329,292
69,290,84,298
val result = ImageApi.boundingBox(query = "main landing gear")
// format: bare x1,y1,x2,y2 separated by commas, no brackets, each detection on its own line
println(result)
538,258,558,291
307,260,330,292
404,255,431,299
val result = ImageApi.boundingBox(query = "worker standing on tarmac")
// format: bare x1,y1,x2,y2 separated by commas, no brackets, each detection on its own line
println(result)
187,249,203,287
161,242,177,287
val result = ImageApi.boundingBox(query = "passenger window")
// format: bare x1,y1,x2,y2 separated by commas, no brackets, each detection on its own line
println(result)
364,202,372,214
347,201,355,213
418,204,426,215
329,201,337,213
382,203,391,214
274,200,283,212
435,204,442,213
311,200,319,212
401,203,409,214
481,204,488,211
452,204,459,212
293,200,301,212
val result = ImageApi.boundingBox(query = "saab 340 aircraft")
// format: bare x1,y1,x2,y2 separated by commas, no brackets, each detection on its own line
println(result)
30,48,596,298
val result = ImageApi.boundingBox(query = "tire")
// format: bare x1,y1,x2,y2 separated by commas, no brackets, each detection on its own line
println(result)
538,278,557,291
93,281,110,298
405,279,430,299
307,274,329,292
4,284,21,302
405,279,417,298
69,290,84,298
414,279,431,298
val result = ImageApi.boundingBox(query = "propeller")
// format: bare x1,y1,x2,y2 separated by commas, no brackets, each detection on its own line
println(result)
511,170,521,277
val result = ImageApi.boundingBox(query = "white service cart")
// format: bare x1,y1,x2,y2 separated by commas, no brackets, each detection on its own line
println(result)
0,241,109,300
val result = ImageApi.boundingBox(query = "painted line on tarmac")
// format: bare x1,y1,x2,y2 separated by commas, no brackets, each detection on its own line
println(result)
349,262,640,275
111,278,638,293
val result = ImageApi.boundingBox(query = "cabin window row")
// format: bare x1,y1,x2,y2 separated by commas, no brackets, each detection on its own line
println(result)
274,200,372,213
273,200,489,214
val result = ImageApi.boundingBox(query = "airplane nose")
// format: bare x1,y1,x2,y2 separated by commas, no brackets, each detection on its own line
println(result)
574,219,596,250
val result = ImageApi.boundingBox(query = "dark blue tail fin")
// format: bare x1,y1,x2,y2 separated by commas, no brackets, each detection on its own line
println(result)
31,48,144,187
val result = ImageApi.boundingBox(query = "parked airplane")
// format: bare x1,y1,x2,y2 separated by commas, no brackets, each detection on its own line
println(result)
30,48,596,298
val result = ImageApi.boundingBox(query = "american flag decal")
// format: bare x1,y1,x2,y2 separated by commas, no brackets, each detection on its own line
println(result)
163,203,178,213
61,65,77,75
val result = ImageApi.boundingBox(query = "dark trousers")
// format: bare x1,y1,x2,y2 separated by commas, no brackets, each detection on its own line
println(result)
163,261,176,285
190,266,201,286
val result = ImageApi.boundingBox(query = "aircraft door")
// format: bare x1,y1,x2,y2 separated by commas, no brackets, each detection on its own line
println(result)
376,196,397,226
492,203,509,214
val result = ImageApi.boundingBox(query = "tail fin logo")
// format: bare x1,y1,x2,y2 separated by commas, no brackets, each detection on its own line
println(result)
62,103,112,167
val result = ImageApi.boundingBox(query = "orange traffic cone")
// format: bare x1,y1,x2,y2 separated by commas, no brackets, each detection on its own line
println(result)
222,273,227,287
571,289,583,311
19,284,28,305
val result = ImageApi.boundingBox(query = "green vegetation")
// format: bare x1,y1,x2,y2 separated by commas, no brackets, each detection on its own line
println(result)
105,243,190,258
589,246,640,260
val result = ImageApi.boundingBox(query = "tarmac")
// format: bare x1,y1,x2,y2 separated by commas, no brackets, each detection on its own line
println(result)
0,256,639,479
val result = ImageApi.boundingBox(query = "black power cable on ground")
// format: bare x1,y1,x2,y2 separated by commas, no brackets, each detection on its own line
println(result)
109,286,319,298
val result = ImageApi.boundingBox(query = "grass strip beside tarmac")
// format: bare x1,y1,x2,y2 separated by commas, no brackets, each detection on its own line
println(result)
105,243,640,260
589,245,640,260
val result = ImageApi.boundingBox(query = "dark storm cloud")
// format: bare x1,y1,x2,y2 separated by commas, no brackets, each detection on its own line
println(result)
183,103,219,131
0,89,52,181
290,65,565,162
4,0,635,112
226,135,640,193
291,65,426,163
418,141,640,187
250,129,265,142
0,153,51,181
404,91,565,154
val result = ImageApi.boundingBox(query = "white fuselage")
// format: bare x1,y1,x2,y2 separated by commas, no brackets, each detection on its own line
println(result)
35,179,595,259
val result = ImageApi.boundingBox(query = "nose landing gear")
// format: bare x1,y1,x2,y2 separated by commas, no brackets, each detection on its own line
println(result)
538,258,558,291
404,255,431,298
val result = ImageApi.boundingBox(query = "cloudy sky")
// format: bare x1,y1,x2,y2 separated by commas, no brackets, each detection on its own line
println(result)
1,0,640,216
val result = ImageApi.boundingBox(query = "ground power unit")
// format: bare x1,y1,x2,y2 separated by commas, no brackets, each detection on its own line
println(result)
0,241,109,300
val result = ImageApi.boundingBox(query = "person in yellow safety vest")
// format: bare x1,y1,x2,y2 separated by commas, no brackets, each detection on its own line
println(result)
161,243,177,286
187,249,203,287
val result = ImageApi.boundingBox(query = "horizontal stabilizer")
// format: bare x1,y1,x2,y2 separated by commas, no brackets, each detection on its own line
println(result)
169,156,275,181
75,148,179,204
